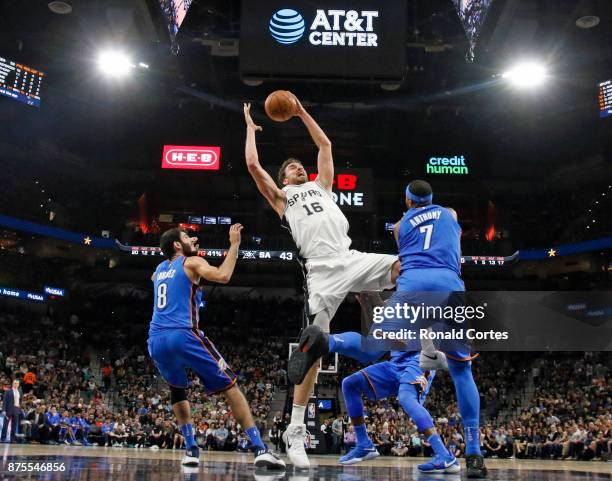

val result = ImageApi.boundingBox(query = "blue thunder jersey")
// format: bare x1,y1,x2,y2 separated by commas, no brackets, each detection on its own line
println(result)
150,256,202,336
398,204,461,276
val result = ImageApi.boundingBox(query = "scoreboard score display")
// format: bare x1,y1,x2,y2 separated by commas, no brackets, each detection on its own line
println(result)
0,56,44,107
240,0,407,81
599,79,612,118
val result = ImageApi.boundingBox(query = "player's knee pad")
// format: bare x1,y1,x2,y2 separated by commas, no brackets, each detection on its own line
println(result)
398,384,434,432
311,309,331,333
170,386,187,405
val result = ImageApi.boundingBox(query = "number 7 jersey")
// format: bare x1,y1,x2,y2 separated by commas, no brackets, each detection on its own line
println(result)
282,179,351,259
397,204,461,275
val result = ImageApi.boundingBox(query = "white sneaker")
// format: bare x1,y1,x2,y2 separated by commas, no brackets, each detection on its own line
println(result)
181,454,200,466
282,425,310,469
419,350,448,371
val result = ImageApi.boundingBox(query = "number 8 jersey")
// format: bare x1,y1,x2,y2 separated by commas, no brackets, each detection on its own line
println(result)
150,256,202,336
397,204,461,276
282,179,351,259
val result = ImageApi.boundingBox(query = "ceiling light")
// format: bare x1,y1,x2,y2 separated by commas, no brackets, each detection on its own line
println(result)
576,15,600,29
502,62,547,88
97,50,133,77
48,1,72,14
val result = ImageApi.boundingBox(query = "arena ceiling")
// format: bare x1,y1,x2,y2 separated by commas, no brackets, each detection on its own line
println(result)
1,0,611,193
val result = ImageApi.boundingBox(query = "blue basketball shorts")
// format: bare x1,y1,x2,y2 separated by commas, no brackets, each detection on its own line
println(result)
359,354,435,403
148,329,236,394
393,268,473,360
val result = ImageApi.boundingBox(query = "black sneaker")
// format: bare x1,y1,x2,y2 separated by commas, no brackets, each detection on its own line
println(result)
466,454,487,478
288,325,329,385
254,448,286,469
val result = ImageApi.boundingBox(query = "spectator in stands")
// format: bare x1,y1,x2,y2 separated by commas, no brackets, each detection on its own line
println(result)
320,419,333,453
565,423,586,459
102,364,112,392
391,433,409,457
58,410,77,445
344,425,356,453
28,404,48,443
23,370,36,394
331,415,343,454
2,380,23,443
276,368,287,387
45,406,61,444
514,427,527,458
214,423,229,451
269,424,281,452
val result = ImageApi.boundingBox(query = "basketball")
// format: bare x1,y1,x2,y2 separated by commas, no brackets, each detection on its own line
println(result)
264,90,297,122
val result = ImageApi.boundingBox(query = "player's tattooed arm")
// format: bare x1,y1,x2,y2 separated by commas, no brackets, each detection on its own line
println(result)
185,224,243,284
243,103,286,217
293,96,333,192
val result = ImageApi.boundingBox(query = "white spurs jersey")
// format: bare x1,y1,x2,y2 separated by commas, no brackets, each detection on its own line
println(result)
282,179,351,259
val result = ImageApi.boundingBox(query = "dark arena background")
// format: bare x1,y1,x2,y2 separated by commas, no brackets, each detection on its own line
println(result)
0,1,611,481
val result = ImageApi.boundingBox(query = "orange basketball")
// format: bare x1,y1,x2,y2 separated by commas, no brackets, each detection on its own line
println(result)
264,90,297,122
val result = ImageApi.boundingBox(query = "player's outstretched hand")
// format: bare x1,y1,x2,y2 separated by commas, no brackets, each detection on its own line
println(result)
290,94,306,118
243,103,262,131
229,223,243,245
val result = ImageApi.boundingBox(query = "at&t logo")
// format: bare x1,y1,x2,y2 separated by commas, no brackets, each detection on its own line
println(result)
269,9,305,45
269,8,379,47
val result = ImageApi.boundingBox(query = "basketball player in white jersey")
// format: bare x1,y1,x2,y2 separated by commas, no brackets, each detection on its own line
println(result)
244,98,400,468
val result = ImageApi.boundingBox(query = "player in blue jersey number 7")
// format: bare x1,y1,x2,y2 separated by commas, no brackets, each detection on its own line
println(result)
290,180,487,477
147,225,285,469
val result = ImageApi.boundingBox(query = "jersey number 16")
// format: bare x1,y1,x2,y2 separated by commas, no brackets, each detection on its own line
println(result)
303,202,324,216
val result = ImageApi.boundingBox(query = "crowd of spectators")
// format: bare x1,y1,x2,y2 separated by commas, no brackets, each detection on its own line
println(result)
1,298,610,463
0,299,289,451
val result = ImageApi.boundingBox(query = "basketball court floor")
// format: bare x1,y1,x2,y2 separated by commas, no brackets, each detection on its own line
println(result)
1,445,610,481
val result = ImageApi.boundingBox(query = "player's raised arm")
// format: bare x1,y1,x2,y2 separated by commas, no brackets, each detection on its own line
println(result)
185,224,243,284
293,96,333,192
393,217,405,244
243,103,286,217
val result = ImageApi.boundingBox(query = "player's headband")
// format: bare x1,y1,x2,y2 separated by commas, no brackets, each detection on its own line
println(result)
406,186,433,204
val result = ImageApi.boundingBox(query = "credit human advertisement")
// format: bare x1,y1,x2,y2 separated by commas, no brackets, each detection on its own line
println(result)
161,145,220,170
426,155,469,175
240,0,407,81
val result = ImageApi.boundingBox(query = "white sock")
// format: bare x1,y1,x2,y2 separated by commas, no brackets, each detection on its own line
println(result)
421,328,436,355
290,404,305,425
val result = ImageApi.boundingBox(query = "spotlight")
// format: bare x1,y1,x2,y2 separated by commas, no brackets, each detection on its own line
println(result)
97,50,133,77
48,1,72,14
502,62,547,88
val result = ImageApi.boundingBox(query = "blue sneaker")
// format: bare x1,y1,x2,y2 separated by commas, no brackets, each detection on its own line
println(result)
417,454,460,474
339,445,380,465
182,446,200,466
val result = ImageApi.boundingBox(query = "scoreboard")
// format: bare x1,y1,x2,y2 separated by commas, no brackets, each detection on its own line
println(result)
0,56,44,107
599,79,612,118
123,244,518,266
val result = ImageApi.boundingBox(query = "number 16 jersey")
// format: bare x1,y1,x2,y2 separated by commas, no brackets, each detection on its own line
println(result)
282,179,351,259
